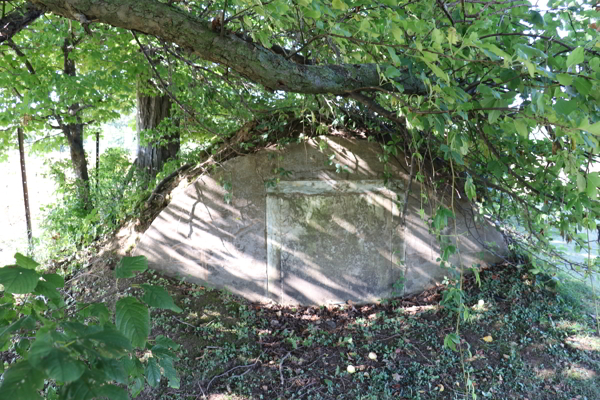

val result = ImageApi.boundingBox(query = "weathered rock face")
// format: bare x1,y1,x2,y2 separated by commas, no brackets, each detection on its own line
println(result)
135,137,507,304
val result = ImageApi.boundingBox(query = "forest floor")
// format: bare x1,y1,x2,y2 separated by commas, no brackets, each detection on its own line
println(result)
66,246,599,400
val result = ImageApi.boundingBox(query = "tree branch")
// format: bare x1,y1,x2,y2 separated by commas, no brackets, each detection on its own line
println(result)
0,3,44,44
5,38,36,75
31,0,426,96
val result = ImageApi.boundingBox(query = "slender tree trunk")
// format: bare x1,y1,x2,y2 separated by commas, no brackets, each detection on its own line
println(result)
64,122,91,208
60,37,91,209
135,91,179,178
95,129,100,188
17,127,33,252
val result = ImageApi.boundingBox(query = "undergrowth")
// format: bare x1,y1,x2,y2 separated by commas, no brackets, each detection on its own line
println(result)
108,263,598,400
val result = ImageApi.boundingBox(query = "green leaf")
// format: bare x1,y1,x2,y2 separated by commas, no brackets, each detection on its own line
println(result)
553,99,578,117
577,173,586,193
523,60,536,78
574,77,592,96
29,340,86,382
116,297,150,348
145,357,161,388
130,376,144,397
488,109,502,124
384,66,401,79
514,43,547,60
0,315,36,338
444,333,460,352
14,253,39,270
155,335,180,350
391,26,403,44
98,358,128,384
61,373,127,400
577,120,600,135
83,326,133,356
425,61,449,83
0,266,40,294
465,176,477,201
514,119,528,139
79,303,111,325
33,280,63,307
586,172,599,199
42,273,64,288
479,43,511,61
159,357,180,389
566,47,585,69
332,0,348,10
96,384,128,400
141,284,182,313
556,73,573,86
0,361,44,400
151,344,176,361
115,256,148,279
303,8,321,19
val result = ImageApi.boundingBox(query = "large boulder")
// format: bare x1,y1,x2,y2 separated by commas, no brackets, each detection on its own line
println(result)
135,137,507,304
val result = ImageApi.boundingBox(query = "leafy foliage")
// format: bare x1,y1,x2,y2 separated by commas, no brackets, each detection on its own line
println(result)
39,149,150,260
0,254,181,399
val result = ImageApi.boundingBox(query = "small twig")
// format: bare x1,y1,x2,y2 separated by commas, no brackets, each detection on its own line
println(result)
436,0,454,26
378,333,403,341
279,352,291,386
146,163,192,205
206,353,263,392
402,151,416,226
220,0,227,37
173,317,196,329
285,34,326,61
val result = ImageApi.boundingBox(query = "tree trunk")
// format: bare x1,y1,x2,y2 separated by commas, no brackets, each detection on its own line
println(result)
64,122,91,208
95,129,100,188
135,91,179,178
59,37,91,208
17,127,33,251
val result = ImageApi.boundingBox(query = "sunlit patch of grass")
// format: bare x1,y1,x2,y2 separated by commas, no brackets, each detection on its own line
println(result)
562,364,597,380
534,367,556,380
564,335,600,352
555,269,599,313
555,319,589,333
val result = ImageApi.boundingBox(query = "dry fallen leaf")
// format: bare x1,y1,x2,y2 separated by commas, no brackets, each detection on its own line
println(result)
482,335,493,342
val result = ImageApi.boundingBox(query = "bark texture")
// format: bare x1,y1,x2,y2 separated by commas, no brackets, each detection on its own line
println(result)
60,37,91,208
30,0,425,96
0,3,43,44
17,127,33,249
136,91,179,178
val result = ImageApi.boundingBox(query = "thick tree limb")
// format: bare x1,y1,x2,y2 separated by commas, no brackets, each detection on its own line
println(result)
30,0,426,96
5,38,36,75
0,3,43,44
348,92,406,125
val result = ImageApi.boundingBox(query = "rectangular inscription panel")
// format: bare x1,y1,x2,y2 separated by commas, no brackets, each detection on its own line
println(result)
267,180,405,304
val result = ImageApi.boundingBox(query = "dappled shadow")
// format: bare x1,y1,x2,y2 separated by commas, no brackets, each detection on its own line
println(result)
135,137,507,305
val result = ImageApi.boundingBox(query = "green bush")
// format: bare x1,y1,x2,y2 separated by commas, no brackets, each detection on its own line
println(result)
40,149,150,260
0,254,180,399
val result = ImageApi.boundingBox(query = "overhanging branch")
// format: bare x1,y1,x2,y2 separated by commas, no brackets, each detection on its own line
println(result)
0,3,44,44
31,0,426,96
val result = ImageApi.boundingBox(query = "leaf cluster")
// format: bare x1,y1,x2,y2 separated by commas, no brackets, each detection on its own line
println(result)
0,254,181,399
